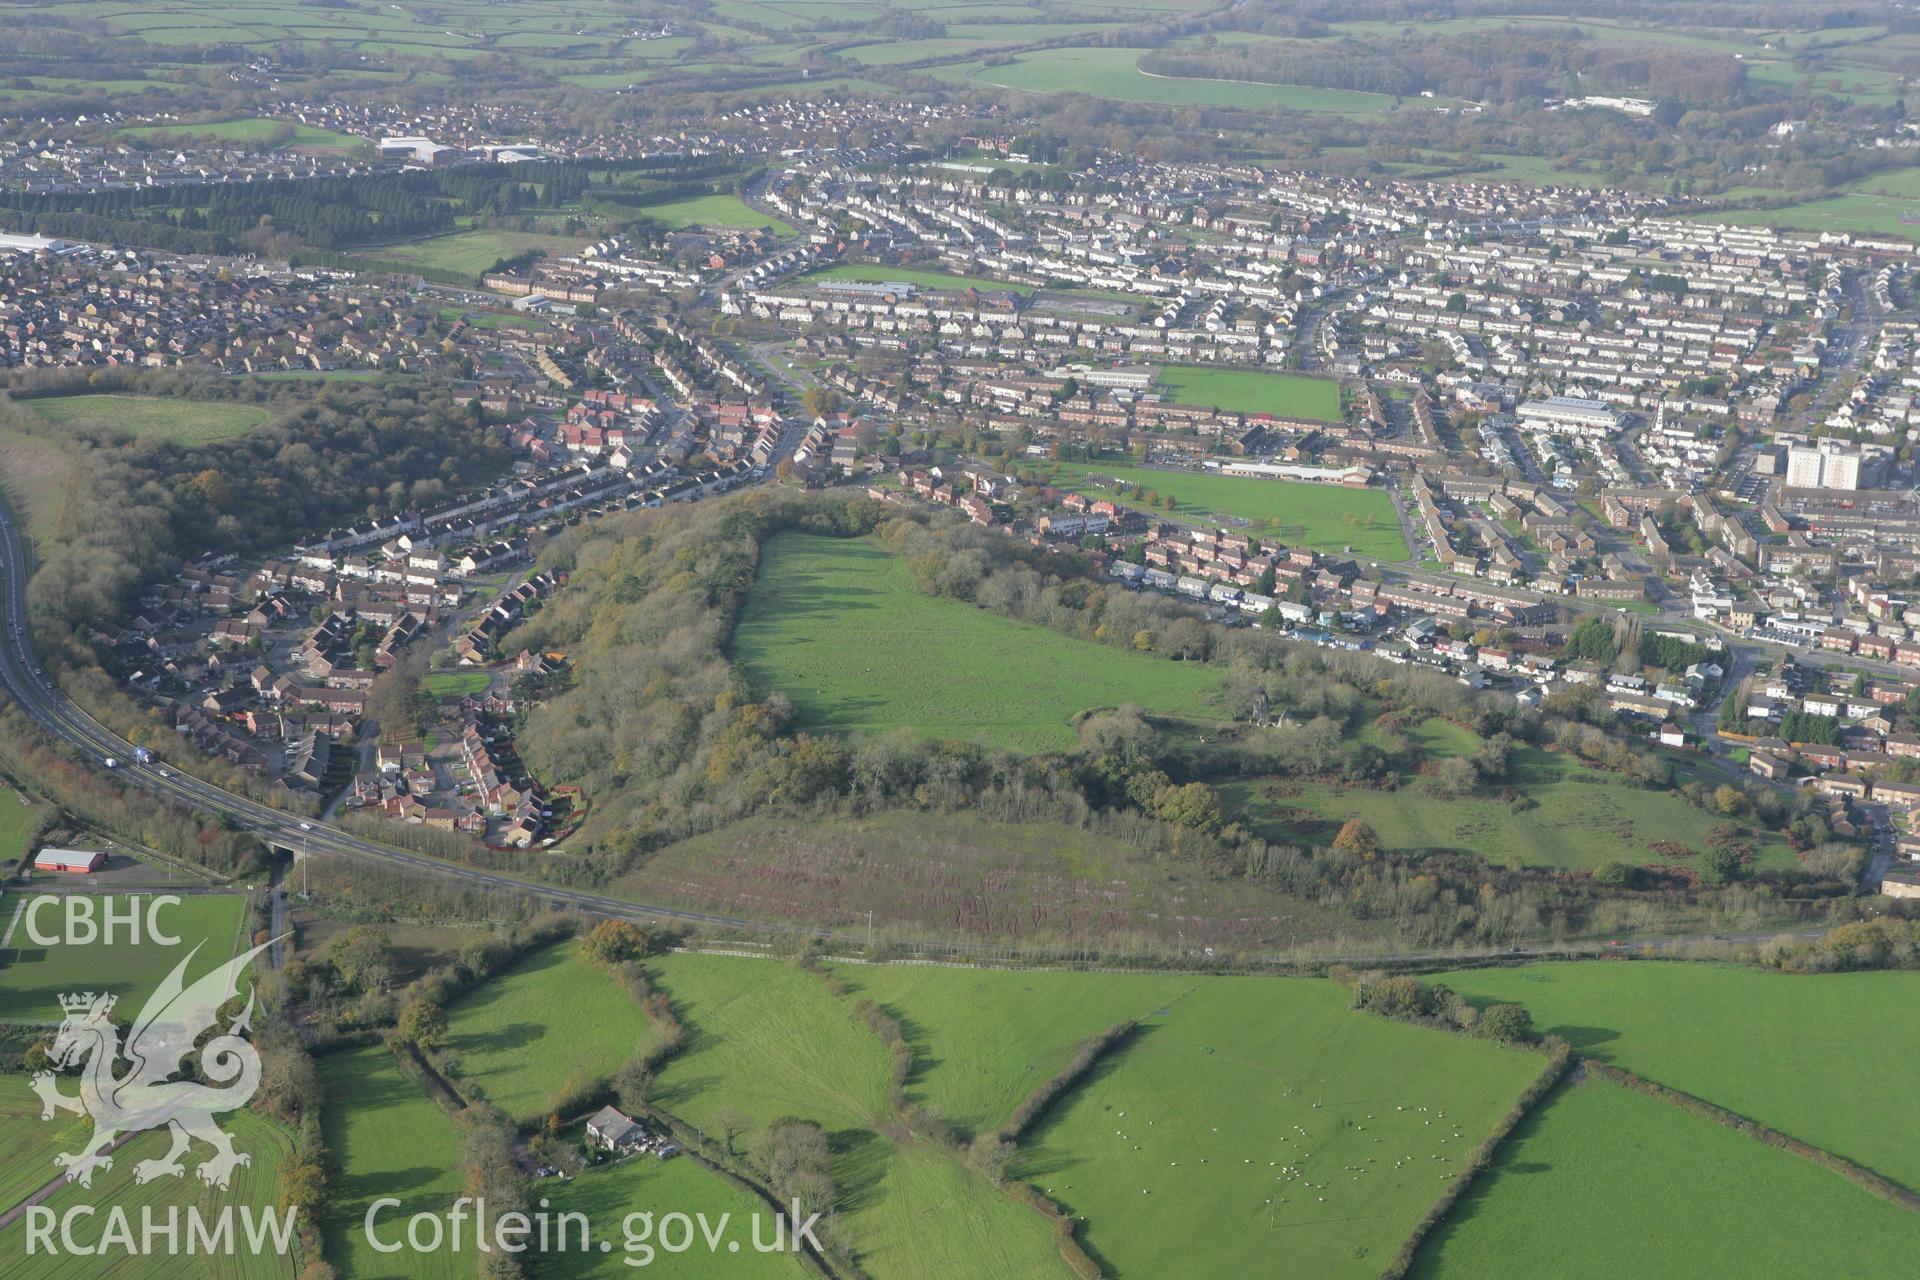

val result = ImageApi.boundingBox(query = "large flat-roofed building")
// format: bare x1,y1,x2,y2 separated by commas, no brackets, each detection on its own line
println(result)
0,231,77,256
1089,365,1160,393
1516,396,1620,437
1786,441,1866,491
379,136,465,167
813,279,915,298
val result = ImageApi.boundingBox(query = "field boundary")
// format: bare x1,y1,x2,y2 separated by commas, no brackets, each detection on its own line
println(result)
1380,1037,1574,1280
626,955,854,1278
1583,1060,1920,1213
993,1019,1138,1145
993,1018,1148,1280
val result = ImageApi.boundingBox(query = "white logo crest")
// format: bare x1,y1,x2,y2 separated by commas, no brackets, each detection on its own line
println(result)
31,939,275,1193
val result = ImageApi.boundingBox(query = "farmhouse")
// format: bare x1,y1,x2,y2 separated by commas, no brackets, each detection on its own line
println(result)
33,847,106,873
586,1105,648,1153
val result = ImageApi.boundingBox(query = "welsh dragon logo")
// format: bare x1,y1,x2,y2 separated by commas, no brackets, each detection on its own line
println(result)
30,939,274,1192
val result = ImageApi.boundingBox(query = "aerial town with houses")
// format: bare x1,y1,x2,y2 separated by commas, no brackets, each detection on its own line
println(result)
7,104,1920,896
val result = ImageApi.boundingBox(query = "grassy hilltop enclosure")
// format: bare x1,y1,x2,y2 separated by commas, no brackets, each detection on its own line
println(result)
732,532,1223,751
504,488,1841,958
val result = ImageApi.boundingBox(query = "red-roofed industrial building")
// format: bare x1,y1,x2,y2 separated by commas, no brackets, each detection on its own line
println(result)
33,848,105,874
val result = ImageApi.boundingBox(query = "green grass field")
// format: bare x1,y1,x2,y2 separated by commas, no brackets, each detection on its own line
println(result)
648,953,892,1133
1016,977,1543,1279
0,1109,297,1279
118,117,361,150
732,533,1222,752
1706,195,1920,242
526,1145,810,1278
367,230,589,278
422,670,492,697
825,965,1200,1137
23,395,269,446
955,47,1396,113
0,785,39,864
1156,366,1342,421
319,1043,465,1280
1436,963,1920,1193
441,942,654,1125
1227,730,1797,872
1027,455,1408,558
645,953,1065,1280
637,194,796,235
0,1073,89,1220
436,306,544,332
0,892,251,1024
806,263,1035,295
1410,1077,1920,1279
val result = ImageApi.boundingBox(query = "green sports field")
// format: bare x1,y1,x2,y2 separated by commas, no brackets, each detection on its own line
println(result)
1706,195,1920,242
1028,455,1409,558
637,194,796,235
806,263,1036,295
365,230,590,279
0,892,251,1024
441,941,655,1125
319,1043,466,1280
1410,1077,1920,1279
1016,976,1544,1279
731,533,1223,751
1157,365,1342,421
23,395,270,446
1436,962,1920,1193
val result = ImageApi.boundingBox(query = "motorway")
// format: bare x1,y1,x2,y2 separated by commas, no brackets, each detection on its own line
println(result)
0,493,775,935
